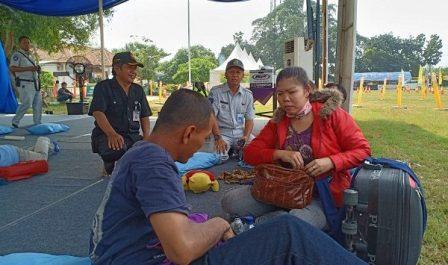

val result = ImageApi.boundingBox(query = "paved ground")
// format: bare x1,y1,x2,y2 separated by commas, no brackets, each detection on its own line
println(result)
0,114,269,257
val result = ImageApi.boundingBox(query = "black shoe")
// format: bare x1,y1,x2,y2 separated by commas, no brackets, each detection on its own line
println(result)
11,123,18,128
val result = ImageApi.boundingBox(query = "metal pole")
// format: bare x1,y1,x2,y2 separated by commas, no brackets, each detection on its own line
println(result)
321,0,328,84
99,0,106,79
187,0,192,86
335,0,357,113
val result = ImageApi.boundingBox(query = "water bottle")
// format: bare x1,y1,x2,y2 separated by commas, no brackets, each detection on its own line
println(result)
242,215,255,230
230,218,245,235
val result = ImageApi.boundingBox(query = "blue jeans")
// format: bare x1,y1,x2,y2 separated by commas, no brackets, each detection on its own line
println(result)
191,215,366,265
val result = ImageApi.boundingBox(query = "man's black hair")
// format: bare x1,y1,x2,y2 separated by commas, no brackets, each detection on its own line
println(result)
61,82,67,86
152,89,213,133
18,36,30,42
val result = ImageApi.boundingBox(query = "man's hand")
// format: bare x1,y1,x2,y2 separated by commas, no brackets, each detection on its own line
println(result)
214,138,227,154
305,157,334,177
239,135,248,143
274,150,304,169
222,226,235,241
107,132,124,150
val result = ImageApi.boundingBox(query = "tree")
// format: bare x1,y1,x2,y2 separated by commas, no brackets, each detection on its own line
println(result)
157,45,217,83
218,32,261,64
355,33,443,76
423,34,443,67
0,6,112,56
172,57,217,84
113,40,168,82
250,0,307,69
40,71,54,95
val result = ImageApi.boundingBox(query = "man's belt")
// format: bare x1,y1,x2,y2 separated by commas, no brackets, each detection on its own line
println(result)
17,78,40,91
18,78,35,82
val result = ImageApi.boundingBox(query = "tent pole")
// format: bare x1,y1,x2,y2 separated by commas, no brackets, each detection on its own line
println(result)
187,0,192,86
321,0,328,85
335,0,357,113
99,0,105,79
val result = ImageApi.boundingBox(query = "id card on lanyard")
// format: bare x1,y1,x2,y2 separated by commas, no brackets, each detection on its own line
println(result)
133,101,141,122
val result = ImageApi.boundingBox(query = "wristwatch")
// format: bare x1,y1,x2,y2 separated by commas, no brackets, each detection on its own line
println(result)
214,134,222,141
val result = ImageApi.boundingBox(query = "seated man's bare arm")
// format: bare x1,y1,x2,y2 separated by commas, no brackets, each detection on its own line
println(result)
150,212,231,265
92,111,116,136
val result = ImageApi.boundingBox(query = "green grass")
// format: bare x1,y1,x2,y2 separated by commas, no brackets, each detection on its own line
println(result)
257,90,448,264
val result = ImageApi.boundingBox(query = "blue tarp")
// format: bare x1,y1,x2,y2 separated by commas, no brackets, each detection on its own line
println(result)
0,42,18,114
0,0,128,16
354,72,412,83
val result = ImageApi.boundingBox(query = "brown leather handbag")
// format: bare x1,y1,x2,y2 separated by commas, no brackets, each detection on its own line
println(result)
251,164,314,209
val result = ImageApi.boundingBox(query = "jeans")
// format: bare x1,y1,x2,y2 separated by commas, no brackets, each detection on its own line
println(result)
191,215,366,265
222,185,327,229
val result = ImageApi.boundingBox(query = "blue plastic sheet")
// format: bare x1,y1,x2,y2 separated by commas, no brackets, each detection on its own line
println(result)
26,123,69,135
0,0,128,16
0,42,18,114
354,72,412,82
0,253,91,265
0,125,13,135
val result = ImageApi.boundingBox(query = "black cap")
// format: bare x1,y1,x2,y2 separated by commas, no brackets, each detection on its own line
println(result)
112,52,143,67
226,58,244,71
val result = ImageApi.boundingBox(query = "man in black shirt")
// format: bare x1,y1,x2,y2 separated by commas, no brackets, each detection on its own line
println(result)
88,52,152,176
57,82,73,102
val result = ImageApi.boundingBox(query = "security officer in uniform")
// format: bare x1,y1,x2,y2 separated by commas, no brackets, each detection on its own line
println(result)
208,59,255,161
89,52,152,176
10,36,42,128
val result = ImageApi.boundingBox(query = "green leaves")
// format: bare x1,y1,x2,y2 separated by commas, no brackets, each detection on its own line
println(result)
172,57,217,84
423,34,443,66
113,41,169,82
355,33,443,75
157,45,217,83
0,7,112,54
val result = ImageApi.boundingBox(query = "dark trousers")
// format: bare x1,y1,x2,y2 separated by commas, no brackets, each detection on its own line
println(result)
190,215,366,265
92,133,142,174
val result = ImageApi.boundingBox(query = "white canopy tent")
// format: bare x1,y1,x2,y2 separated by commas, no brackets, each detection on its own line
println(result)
209,43,263,87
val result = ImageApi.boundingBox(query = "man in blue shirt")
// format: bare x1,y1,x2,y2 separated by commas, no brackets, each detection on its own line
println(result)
89,89,366,265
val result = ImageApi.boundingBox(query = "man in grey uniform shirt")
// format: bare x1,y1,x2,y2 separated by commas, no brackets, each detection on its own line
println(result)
10,36,42,128
208,59,255,161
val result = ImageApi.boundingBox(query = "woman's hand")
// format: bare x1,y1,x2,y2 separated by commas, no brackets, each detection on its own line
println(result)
274,150,304,169
305,157,334,177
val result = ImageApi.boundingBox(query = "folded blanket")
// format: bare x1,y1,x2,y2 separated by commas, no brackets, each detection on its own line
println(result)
175,152,220,176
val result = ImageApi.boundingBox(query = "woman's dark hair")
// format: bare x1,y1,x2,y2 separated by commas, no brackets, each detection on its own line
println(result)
276,67,310,87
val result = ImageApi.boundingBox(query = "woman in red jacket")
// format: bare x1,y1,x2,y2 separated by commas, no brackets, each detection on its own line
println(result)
222,67,371,229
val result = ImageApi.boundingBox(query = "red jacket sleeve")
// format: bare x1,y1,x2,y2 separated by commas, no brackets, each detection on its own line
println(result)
328,108,371,171
243,120,278,165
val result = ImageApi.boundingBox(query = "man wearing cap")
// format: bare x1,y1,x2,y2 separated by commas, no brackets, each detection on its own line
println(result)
208,59,255,161
89,52,152,176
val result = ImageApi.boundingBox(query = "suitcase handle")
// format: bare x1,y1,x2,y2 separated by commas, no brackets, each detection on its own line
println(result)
362,162,382,171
